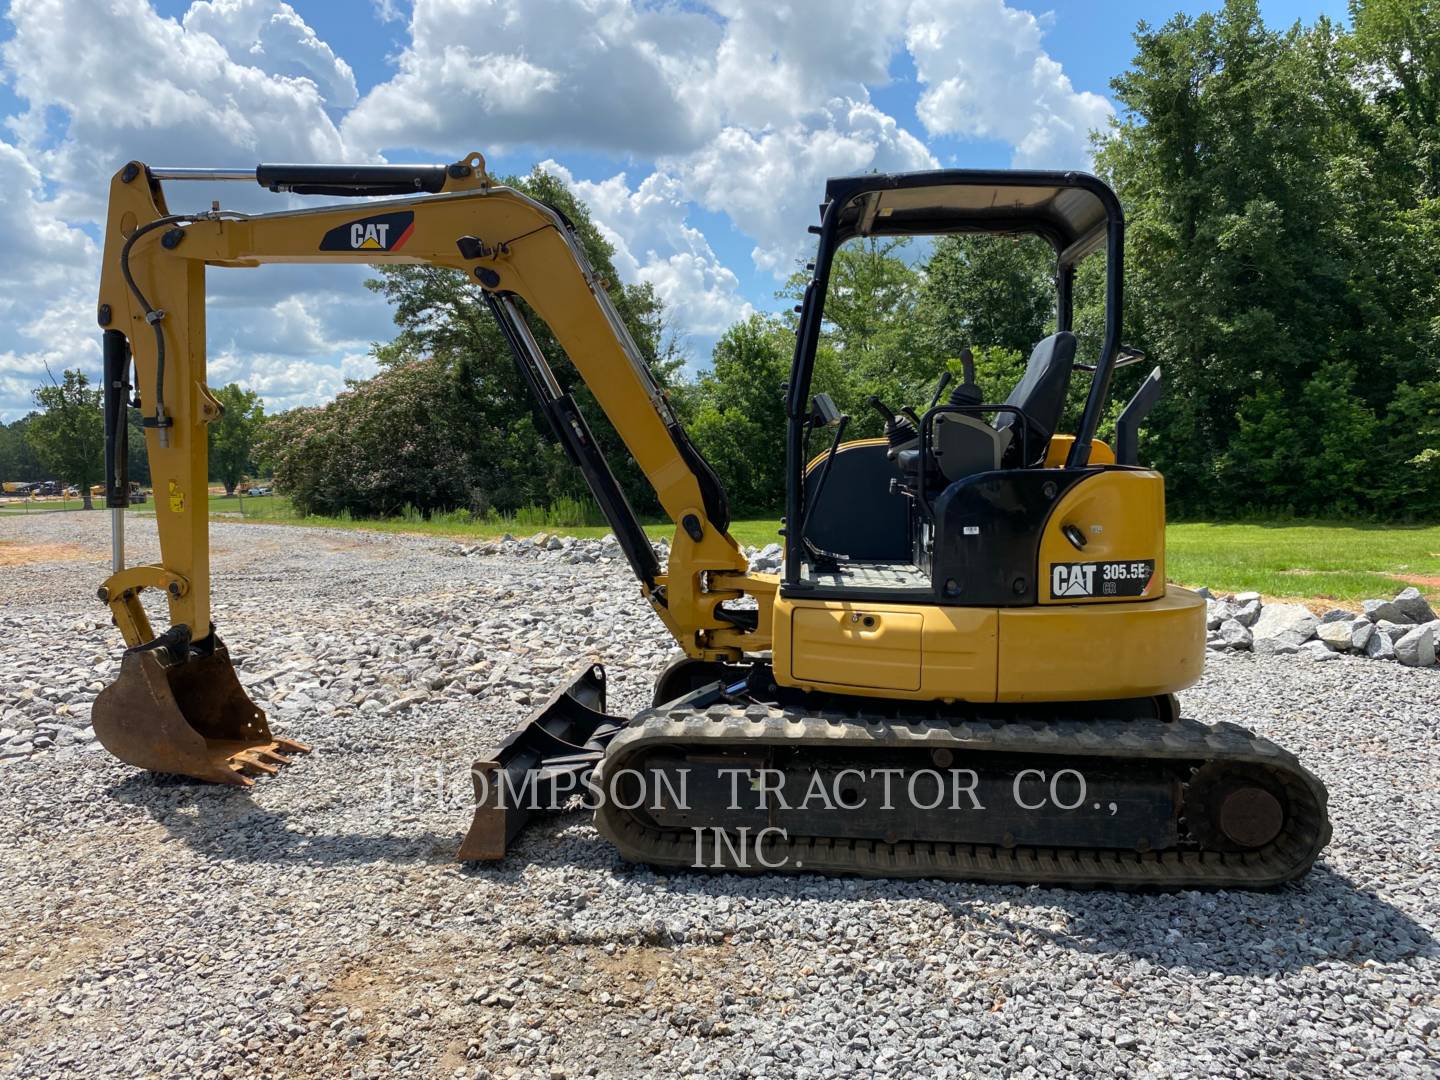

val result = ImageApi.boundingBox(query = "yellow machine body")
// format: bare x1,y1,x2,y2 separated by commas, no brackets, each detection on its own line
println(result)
772,469,1203,702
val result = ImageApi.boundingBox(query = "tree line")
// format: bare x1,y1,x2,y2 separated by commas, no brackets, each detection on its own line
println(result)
2,375,265,506
11,1,1438,522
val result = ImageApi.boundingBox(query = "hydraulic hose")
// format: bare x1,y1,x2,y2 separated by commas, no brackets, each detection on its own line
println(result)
118,215,189,443
118,209,247,445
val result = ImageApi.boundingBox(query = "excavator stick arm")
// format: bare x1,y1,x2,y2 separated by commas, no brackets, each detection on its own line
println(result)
91,152,762,814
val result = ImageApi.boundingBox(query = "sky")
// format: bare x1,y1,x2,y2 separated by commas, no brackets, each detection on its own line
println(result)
0,0,1349,420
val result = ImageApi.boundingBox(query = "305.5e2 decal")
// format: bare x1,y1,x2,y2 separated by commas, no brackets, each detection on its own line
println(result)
1050,559,1155,599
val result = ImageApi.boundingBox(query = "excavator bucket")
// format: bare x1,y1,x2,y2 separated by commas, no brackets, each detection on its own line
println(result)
91,639,309,786
458,661,627,861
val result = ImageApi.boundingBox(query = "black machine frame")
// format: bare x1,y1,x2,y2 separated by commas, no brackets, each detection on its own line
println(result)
781,169,1126,589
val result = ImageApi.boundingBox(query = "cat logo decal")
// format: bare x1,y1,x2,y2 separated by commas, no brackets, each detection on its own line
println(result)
319,211,415,252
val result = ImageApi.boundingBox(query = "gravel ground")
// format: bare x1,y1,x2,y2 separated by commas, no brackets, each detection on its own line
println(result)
1,511,1437,1080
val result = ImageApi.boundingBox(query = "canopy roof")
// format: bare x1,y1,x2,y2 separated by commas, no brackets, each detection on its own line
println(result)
824,169,1119,265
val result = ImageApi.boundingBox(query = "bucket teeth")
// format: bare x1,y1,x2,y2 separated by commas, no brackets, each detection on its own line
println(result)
232,756,280,777
227,740,310,777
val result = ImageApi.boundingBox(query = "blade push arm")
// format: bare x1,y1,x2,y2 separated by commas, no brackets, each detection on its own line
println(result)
96,154,759,661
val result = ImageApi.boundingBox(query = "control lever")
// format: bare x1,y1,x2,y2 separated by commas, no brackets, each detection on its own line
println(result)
867,394,898,425
867,395,917,452
948,347,982,408
928,369,953,409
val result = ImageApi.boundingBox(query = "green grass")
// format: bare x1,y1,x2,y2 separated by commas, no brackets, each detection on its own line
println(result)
211,494,786,548
1166,521,1440,605
230,501,1437,603
0,498,102,515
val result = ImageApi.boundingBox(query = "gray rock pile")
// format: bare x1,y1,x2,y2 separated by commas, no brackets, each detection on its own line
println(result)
452,533,791,574
1206,584,1438,667
450,530,660,567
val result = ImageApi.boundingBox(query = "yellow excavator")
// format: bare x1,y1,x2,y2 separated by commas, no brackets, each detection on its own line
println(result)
92,153,1330,888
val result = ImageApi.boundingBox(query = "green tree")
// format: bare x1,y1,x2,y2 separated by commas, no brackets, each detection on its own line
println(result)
1350,0,1440,197
1093,0,1416,515
917,235,1055,359
260,350,503,516
684,315,795,514
688,0,1440,521
126,409,151,487
1,414,46,483
207,383,265,496
362,167,682,516
778,238,946,438
26,369,103,509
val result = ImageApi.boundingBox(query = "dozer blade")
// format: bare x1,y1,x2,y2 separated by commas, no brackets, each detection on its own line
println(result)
92,640,309,787
458,660,627,861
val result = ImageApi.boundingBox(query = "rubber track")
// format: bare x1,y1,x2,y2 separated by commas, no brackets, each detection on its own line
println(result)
592,699,1332,889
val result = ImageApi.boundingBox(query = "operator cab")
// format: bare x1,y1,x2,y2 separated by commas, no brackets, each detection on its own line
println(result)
785,170,1161,606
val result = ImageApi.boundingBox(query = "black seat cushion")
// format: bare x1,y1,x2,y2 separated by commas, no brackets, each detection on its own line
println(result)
995,332,1076,465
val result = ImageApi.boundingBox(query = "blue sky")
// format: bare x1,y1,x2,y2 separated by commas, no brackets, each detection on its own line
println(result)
0,0,1351,418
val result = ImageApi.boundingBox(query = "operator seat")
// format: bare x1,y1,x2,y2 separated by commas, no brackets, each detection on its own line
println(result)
994,331,1076,465
894,331,1079,484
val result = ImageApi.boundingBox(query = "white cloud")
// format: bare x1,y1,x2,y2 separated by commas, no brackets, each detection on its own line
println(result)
0,139,101,417
538,160,752,343
209,349,366,412
907,0,1113,167
670,98,937,277
0,141,95,289
0,0,1113,417
343,0,716,157
372,0,404,23
343,0,1107,280
3,0,360,224
0,0,370,418
184,0,360,108
203,273,395,411
695,0,909,131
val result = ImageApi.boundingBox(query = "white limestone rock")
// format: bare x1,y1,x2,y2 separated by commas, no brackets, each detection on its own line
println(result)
1316,620,1356,652
1250,603,1318,649
1394,624,1436,668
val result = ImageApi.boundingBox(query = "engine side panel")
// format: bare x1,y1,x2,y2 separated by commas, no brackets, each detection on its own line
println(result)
1037,469,1167,604
996,585,1206,702
772,586,1204,703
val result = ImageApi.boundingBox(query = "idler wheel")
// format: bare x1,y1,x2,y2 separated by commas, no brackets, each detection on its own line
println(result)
1185,764,1287,851
1217,785,1284,848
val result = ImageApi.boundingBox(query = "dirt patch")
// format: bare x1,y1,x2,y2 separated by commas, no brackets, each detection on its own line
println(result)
0,916,134,1005
282,931,745,1076
1387,572,1440,589
0,913,139,1069
0,541,93,567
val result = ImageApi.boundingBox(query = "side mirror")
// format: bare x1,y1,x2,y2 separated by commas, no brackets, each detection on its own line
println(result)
1116,345,1147,367
809,392,843,428
1076,345,1148,373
